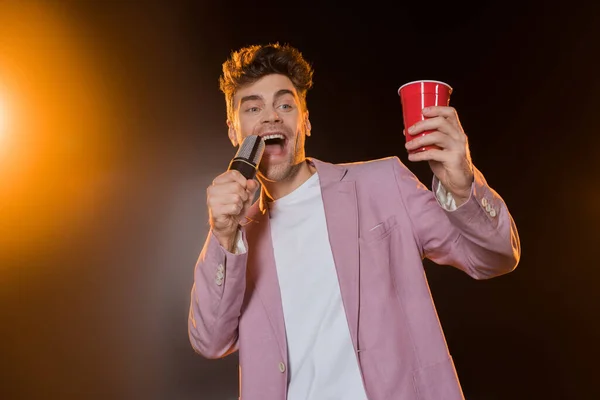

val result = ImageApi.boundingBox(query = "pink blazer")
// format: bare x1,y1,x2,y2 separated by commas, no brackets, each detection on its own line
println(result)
189,157,520,400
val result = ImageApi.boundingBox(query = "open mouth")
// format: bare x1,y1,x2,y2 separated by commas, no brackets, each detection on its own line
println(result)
262,133,286,156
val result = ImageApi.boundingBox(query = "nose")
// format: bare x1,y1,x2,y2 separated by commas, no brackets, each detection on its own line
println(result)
262,106,281,124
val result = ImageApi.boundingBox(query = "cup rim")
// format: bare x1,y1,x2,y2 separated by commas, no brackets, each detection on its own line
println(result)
397,80,453,94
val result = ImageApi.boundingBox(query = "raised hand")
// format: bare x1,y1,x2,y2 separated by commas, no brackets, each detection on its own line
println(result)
405,106,474,205
207,170,259,251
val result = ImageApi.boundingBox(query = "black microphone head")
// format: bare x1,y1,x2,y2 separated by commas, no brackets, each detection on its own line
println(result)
235,135,265,166
228,135,265,179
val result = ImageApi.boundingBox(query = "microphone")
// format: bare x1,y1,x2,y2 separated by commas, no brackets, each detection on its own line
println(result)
228,135,265,180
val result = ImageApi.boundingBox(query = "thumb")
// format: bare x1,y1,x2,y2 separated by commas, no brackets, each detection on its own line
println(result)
240,179,259,217
246,179,259,195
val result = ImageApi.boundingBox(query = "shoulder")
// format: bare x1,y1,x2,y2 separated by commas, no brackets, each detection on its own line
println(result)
339,156,403,177
333,156,427,194
309,156,410,185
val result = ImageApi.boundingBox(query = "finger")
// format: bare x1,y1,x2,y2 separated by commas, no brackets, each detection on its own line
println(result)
421,106,456,119
408,116,457,139
246,179,259,194
244,185,258,206
422,106,462,130
208,181,249,203
222,202,243,217
405,131,454,152
225,192,245,208
208,181,245,198
212,170,248,188
213,200,243,217
207,193,243,212
407,148,451,163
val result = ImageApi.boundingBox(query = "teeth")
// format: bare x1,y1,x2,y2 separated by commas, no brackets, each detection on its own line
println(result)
262,134,285,141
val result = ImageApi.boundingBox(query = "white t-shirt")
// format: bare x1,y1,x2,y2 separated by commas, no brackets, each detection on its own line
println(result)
268,172,368,400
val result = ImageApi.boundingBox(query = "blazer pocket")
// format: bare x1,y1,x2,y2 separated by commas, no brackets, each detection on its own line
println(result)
361,215,398,243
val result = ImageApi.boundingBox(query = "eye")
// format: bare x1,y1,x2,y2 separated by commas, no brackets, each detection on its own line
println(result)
278,103,293,111
245,106,260,113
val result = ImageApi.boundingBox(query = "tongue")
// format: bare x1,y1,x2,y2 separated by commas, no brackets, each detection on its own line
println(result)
264,142,285,156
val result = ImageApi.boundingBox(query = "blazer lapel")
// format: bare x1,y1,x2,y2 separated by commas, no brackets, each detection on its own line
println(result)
312,159,360,352
242,205,288,361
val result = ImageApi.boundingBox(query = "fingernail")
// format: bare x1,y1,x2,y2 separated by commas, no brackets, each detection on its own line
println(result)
408,125,415,133
422,107,430,113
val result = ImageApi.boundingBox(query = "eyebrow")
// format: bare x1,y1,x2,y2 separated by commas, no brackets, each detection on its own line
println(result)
239,89,296,106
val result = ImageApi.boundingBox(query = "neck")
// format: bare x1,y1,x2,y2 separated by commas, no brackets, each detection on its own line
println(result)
259,159,316,201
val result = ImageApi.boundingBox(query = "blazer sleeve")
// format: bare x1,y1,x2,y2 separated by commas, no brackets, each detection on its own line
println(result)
188,229,248,358
391,157,521,279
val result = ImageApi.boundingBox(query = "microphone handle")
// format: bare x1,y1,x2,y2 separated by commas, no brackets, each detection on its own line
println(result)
228,158,258,180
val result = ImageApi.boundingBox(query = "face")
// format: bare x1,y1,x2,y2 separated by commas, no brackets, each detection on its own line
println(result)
228,74,310,183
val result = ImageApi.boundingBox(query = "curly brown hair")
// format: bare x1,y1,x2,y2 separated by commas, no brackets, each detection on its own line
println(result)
219,43,314,121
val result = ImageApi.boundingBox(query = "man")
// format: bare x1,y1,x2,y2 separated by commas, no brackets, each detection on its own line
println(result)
188,43,520,400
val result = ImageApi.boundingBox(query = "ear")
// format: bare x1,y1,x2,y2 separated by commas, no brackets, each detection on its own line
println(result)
304,112,312,137
227,120,238,147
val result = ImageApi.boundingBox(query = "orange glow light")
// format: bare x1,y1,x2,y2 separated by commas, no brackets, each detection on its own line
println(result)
0,91,6,136
0,1,122,266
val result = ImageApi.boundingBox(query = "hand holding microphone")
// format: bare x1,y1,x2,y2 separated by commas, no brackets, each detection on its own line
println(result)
207,135,265,251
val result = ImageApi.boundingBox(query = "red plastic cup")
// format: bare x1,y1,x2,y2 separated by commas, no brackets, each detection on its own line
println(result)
398,80,453,154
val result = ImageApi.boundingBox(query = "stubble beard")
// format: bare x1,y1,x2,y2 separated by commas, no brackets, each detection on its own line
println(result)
258,152,302,183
